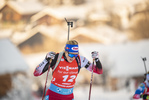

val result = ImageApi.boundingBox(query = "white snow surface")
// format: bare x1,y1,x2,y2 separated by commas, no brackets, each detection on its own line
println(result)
79,39,149,77
1,73,33,100
74,85,136,100
0,39,29,75
7,1,44,14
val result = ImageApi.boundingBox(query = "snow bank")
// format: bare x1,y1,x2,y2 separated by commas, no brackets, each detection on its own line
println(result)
0,39,29,75
79,39,149,77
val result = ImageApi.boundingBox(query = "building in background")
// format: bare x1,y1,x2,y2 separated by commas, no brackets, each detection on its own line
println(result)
0,38,32,99
0,0,44,29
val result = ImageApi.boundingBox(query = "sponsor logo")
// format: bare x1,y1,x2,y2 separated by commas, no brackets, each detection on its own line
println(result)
71,47,78,51
61,58,64,61
62,83,71,85
59,66,78,71
66,47,70,50
45,95,49,100
57,88,62,92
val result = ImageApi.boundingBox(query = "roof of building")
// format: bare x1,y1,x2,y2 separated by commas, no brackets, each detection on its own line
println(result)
0,38,29,75
31,7,64,22
0,1,44,15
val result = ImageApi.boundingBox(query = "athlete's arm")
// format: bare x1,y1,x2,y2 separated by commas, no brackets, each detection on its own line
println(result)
80,56,103,74
133,83,146,99
33,52,58,76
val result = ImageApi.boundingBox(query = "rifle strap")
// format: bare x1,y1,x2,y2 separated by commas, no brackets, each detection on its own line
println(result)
52,51,64,75
52,51,81,74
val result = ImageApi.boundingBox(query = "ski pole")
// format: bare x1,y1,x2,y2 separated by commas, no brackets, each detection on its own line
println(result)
88,59,95,100
42,59,52,100
141,57,147,73
65,18,73,40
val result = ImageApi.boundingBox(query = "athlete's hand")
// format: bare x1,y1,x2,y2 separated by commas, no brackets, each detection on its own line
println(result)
91,51,99,59
45,52,56,61
140,94,149,99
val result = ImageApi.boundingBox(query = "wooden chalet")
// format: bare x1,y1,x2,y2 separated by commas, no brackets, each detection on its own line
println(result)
15,25,66,54
13,24,104,54
0,39,29,97
70,27,102,43
0,1,44,24
31,8,64,27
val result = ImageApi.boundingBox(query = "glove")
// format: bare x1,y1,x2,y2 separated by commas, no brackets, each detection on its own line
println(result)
140,94,143,98
140,94,149,99
45,52,56,61
133,94,140,99
91,51,99,59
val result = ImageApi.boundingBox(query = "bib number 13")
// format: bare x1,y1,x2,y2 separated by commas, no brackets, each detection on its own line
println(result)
63,75,76,82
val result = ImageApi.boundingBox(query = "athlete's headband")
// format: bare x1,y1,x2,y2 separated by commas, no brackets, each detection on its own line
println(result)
65,44,79,54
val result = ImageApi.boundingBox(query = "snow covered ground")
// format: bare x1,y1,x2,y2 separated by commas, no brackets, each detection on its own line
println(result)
74,85,135,100
32,85,139,100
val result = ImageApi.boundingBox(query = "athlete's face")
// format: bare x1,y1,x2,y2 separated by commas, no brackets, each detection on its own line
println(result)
65,51,77,63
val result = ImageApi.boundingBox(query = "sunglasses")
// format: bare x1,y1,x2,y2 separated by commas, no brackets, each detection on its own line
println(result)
68,52,78,58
